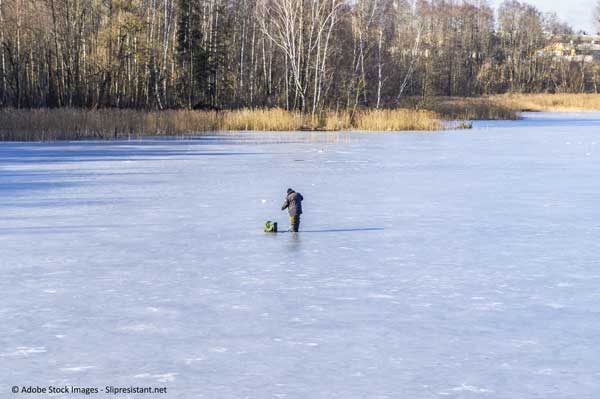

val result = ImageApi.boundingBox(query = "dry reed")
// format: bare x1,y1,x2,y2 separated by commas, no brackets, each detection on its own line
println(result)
0,108,220,141
489,93,600,112
6,94,597,141
401,97,520,121
353,109,443,131
0,107,448,141
221,108,304,131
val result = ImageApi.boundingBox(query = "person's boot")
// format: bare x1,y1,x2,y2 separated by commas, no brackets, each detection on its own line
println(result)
289,216,298,232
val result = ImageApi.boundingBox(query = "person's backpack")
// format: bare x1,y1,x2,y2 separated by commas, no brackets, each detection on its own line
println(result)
264,221,278,233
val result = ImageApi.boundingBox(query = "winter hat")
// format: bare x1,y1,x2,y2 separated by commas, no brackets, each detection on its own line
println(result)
287,188,294,194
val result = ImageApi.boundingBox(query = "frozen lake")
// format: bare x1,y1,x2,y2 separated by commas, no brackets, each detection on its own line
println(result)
1,112,600,398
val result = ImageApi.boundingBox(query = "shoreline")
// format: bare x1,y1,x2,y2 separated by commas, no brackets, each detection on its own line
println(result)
1,94,599,142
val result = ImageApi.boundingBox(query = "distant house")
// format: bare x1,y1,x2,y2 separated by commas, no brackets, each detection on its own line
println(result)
539,34,600,62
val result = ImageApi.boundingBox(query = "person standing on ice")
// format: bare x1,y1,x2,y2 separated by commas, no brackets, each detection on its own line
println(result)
281,188,303,232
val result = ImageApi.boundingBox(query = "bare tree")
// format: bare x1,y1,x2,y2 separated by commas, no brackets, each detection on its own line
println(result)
595,0,600,34
259,0,342,113
0,0,596,110
0,0,6,105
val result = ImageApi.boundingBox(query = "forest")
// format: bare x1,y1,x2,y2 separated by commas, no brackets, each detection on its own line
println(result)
0,0,599,113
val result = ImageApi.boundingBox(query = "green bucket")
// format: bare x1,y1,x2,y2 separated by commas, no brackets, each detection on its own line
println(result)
264,221,278,233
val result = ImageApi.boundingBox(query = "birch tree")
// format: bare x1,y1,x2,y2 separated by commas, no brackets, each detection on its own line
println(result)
259,0,342,113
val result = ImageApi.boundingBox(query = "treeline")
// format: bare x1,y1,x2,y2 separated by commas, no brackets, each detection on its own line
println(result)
0,0,598,112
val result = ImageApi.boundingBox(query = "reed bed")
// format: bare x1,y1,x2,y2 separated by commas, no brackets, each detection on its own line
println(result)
0,108,220,141
0,107,447,141
400,97,520,121
433,98,519,120
353,109,443,131
489,93,600,112
315,111,353,131
6,94,598,141
222,108,305,131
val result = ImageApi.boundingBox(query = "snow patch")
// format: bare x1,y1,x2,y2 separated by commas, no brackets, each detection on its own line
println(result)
536,369,554,375
211,347,228,353
134,373,177,383
367,293,396,299
60,366,95,372
119,324,159,332
183,357,205,365
439,383,493,395
1,347,47,357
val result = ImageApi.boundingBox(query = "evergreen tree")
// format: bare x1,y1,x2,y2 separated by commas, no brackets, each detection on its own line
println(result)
176,0,209,108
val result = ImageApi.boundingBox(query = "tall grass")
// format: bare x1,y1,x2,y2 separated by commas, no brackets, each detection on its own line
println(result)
222,108,305,131
5,94,597,141
490,93,600,112
0,107,446,141
400,97,520,120
353,109,443,131
0,108,220,141
433,97,519,120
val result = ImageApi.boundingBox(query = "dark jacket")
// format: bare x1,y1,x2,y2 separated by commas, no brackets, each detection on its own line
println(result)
282,191,303,216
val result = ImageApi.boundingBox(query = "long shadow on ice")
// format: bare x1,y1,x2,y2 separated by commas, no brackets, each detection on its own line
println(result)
0,140,266,165
0,170,177,179
0,198,137,209
0,150,261,164
0,224,137,235
299,227,385,233
0,181,82,192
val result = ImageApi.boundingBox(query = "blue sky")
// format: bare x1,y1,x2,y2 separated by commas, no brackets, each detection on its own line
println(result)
489,0,597,33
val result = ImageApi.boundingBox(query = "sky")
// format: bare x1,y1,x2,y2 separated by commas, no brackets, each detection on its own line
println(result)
489,0,597,33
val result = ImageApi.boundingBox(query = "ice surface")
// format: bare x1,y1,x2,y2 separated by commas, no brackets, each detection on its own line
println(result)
1,113,600,398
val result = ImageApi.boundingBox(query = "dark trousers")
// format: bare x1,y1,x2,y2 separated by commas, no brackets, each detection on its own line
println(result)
290,215,300,232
